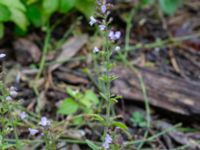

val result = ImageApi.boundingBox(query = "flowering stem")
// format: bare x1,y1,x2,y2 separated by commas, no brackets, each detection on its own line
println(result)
103,27,112,133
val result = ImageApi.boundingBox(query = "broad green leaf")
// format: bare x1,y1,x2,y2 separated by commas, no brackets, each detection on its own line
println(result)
59,0,76,13
27,4,42,27
9,8,29,31
159,0,181,15
141,0,153,5
42,0,59,15
0,0,26,11
131,112,147,127
26,0,39,5
0,4,11,22
66,87,82,99
80,90,99,108
75,0,96,17
58,98,79,115
2,143,15,149
72,116,84,125
14,25,27,36
0,23,4,38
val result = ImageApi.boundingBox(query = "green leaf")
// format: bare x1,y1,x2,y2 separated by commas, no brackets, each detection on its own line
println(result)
75,0,96,17
0,4,11,22
141,0,153,5
58,98,79,115
0,0,26,11
2,143,15,149
0,23,4,38
14,25,27,36
42,0,59,15
0,0,28,30
86,140,100,150
80,90,99,108
66,87,82,99
9,8,29,31
27,4,42,27
131,112,147,128
159,0,181,15
72,116,84,125
90,114,105,123
26,0,39,5
58,0,76,13
113,121,128,130
99,92,107,101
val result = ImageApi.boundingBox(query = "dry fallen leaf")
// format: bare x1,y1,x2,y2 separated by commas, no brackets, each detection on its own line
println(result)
13,38,41,65
49,35,88,72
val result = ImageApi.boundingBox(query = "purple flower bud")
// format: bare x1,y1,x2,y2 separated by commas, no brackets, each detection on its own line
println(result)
93,47,99,53
101,5,107,13
0,53,6,58
102,134,112,149
39,116,51,127
99,25,106,31
19,112,27,120
89,16,97,26
10,86,16,91
28,128,39,135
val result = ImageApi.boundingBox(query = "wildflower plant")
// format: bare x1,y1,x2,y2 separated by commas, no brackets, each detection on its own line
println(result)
0,80,56,149
0,83,22,149
89,0,127,149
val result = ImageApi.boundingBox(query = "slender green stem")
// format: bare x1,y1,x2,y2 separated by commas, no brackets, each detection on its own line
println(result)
125,7,135,58
138,75,151,128
5,138,101,145
124,123,181,147
12,117,20,150
117,51,151,127
137,130,149,150
126,32,200,52
35,28,51,81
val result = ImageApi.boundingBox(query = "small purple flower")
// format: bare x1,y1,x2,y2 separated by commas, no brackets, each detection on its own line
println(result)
39,116,51,127
114,31,121,40
19,112,27,120
102,134,112,149
0,53,6,58
108,31,115,40
101,4,107,13
93,47,99,53
99,25,106,31
9,86,18,97
28,128,39,135
10,91,18,97
6,96,12,101
108,31,121,41
89,16,97,26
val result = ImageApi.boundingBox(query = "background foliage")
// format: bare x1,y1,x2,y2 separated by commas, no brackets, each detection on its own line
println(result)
0,0,181,38
0,0,96,37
